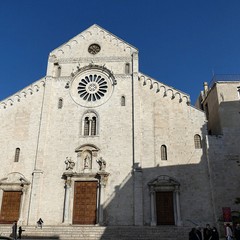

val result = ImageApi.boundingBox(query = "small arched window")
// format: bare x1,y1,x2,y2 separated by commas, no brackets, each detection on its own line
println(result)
91,117,97,135
53,62,61,78
84,117,90,136
82,112,98,136
194,134,202,149
125,63,130,74
121,96,126,106
161,145,167,160
58,98,63,109
14,148,20,162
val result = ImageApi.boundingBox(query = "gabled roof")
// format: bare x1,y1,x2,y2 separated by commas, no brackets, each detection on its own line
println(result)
50,24,138,56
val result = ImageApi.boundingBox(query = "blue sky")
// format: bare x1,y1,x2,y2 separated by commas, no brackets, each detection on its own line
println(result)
1,0,240,103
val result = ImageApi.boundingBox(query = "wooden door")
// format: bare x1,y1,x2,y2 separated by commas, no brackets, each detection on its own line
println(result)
156,191,174,225
0,191,22,224
73,181,97,224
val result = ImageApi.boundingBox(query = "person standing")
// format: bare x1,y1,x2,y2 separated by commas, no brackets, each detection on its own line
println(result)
196,226,202,240
235,223,240,240
226,223,233,240
189,228,200,240
12,221,17,240
203,224,212,240
211,227,219,240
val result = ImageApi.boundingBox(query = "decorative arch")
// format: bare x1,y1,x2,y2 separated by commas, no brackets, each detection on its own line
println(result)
148,175,182,226
81,110,99,136
75,144,100,173
0,172,30,191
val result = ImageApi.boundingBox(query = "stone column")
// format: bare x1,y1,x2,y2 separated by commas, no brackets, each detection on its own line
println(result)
175,187,182,226
18,187,27,225
98,181,104,225
97,172,109,225
89,119,92,136
63,177,71,224
28,170,43,225
150,187,156,226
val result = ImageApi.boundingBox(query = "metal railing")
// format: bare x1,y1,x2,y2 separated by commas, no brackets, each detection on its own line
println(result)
209,74,240,88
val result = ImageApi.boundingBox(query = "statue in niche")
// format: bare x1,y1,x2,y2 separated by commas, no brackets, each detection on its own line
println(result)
83,152,92,169
96,157,106,171
64,157,75,171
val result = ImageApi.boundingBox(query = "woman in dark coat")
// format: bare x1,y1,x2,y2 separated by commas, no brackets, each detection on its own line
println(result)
211,227,219,240
189,228,199,240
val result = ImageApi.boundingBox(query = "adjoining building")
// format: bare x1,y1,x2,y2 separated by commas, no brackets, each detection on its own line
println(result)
0,25,239,229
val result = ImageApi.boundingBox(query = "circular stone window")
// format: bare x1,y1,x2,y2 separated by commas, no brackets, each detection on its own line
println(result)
78,74,107,101
70,68,115,107
88,44,101,55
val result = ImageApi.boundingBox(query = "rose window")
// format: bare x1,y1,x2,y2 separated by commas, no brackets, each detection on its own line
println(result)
77,74,108,102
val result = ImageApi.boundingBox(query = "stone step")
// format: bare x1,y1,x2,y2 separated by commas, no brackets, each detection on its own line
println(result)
0,225,190,240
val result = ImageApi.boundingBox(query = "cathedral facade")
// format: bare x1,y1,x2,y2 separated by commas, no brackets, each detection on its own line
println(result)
0,25,239,228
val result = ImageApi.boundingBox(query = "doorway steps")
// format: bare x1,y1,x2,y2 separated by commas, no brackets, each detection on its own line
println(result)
0,225,190,240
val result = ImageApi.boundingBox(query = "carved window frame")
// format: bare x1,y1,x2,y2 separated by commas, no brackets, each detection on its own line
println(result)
81,111,99,137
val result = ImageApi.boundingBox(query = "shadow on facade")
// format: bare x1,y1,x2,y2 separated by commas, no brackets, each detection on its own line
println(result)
205,100,240,235
96,137,220,238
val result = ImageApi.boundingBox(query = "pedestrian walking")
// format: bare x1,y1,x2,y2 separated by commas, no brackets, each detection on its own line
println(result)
18,226,25,239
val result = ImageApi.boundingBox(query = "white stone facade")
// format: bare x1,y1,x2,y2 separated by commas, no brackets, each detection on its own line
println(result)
1,25,237,228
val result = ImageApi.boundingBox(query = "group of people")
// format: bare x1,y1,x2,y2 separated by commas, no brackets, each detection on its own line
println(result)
189,223,240,240
189,224,219,240
11,221,25,240
11,218,43,239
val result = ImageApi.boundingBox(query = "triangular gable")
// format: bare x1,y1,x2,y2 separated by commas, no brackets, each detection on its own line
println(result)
50,24,138,58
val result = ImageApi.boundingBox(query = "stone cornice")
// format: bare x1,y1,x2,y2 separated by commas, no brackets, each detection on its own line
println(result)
0,78,45,110
49,56,132,64
138,73,191,105
50,24,138,59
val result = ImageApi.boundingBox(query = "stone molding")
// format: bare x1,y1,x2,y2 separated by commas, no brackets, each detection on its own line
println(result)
0,78,45,110
49,56,132,64
50,24,138,59
139,73,191,105
0,172,30,191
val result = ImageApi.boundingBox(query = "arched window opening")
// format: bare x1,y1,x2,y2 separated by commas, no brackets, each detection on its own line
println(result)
125,63,130,74
84,117,90,136
121,96,126,106
58,98,63,109
53,62,61,78
82,112,98,136
194,134,202,149
14,148,20,162
91,117,97,135
161,145,167,160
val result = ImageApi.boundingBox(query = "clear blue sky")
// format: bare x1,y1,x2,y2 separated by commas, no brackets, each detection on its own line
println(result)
1,0,240,103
